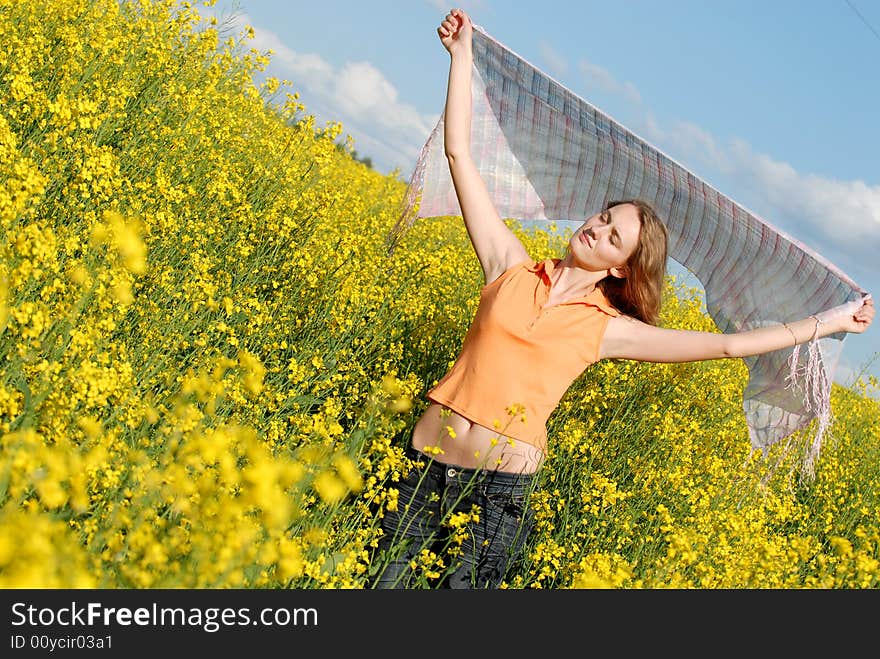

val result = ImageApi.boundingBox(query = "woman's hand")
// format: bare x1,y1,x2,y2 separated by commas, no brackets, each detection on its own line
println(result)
827,295,874,334
438,8,472,56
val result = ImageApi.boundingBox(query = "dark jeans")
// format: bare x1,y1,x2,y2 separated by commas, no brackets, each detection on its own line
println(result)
371,445,536,589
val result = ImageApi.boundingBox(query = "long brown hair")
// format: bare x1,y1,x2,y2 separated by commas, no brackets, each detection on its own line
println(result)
596,199,668,326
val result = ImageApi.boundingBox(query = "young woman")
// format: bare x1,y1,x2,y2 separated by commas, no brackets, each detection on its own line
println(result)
370,8,875,589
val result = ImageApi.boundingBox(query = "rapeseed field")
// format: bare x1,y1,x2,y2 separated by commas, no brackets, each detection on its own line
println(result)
1,0,878,589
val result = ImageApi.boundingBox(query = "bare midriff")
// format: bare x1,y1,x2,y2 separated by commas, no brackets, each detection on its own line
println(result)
411,402,545,475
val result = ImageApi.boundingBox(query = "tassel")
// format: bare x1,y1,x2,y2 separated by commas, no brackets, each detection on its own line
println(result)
387,116,443,255
784,317,832,480
783,296,870,478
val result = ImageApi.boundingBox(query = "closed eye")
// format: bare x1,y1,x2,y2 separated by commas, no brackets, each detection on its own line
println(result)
603,211,620,247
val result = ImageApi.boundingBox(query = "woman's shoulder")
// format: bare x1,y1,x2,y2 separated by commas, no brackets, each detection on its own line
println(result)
482,255,536,290
590,285,621,317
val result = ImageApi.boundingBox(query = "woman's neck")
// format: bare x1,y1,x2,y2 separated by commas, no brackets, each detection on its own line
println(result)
551,253,608,299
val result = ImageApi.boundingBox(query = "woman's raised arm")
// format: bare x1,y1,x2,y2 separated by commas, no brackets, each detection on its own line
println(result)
438,9,528,285
600,295,874,363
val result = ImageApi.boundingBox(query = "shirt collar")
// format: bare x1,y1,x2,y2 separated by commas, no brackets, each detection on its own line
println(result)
525,257,560,278
526,258,620,316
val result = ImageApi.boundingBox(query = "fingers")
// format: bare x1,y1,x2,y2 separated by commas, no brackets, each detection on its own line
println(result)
854,298,875,325
438,15,455,38
451,7,470,24
438,8,469,37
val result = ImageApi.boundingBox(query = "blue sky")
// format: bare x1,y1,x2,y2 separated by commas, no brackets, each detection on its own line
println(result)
209,0,879,387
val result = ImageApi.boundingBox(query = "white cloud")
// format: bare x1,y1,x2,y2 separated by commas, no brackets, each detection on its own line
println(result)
649,120,730,173
225,15,437,174
643,120,880,248
279,52,334,96
578,58,642,107
728,141,880,243
538,41,568,79
333,61,433,139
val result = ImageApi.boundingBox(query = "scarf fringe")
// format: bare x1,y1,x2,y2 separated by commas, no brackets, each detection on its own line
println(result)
387,117,443,255
784,323,833,481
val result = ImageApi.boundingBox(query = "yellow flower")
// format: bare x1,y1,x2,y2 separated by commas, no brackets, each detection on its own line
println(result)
0,274,7,330
829,536,853,558
313,470,347,505
112,280,134,305
238,350,265,396
332,453,363,493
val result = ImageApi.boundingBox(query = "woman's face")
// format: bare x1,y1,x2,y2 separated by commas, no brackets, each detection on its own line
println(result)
570,203,642,276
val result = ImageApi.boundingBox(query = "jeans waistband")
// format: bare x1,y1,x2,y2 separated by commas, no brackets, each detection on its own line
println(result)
404,445,536,486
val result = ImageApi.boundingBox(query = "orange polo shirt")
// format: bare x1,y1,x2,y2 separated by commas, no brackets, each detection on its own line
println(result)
427,257,620,453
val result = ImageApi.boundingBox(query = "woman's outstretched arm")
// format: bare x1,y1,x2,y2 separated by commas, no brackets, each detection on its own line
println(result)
599,295,875,363
438,8,528,285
